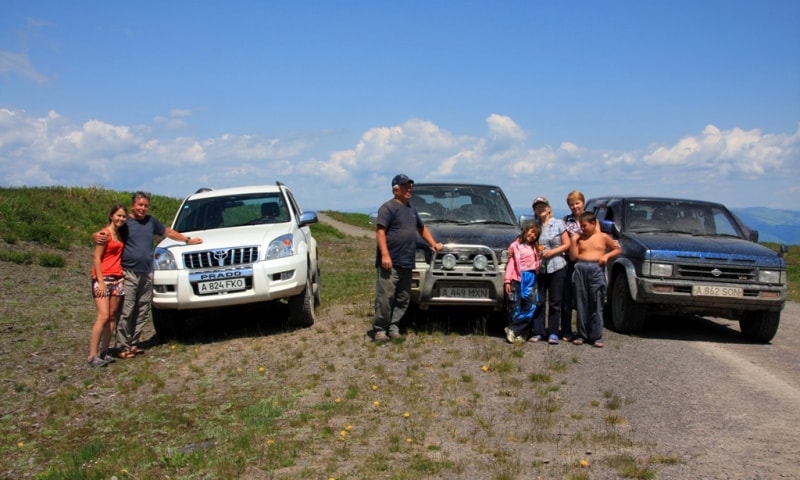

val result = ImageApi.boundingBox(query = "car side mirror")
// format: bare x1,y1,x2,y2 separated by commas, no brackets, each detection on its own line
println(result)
299,211,318,227
748,229,759,242
600,220,620,238
518,215,536,230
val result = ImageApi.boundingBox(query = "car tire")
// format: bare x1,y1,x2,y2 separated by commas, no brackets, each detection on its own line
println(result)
289,269,316,327
610,275,646,333
152,308,186,341
739,310,780,343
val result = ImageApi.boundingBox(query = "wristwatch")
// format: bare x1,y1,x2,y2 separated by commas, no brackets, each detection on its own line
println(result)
185,237,191,244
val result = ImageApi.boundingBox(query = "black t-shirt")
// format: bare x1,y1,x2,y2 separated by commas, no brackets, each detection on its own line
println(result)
375,199,423,269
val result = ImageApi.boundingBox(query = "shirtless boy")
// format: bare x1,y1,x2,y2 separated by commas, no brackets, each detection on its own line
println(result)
568,211,621,347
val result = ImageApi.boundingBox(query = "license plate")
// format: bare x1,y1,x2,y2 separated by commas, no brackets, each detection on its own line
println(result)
691,285,743,297
439,287,489,298
198,278,246,294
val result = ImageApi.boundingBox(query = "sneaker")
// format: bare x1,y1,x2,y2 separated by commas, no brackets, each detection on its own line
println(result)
388,331,403,340
373,331,389,342
504,327,517,344
548,334,560,345
100,350,116,363
87,355,108,368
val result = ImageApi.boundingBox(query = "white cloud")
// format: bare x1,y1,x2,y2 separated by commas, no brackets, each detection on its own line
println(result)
0,51,48,85
0,108,798,211
486,113,526,142
641,124,796,176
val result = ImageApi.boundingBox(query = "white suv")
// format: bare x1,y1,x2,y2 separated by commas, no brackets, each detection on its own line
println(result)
151,183,321,339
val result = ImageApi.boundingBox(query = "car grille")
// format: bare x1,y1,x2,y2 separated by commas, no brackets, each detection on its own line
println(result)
430,245,502,277
183,247,259,269
675,263,756,282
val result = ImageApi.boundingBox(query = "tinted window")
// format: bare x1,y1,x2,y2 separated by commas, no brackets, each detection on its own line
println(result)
411,185,515,224
175,192,288,231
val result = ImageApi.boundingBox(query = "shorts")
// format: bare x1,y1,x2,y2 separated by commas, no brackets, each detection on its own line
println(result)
92,276,125,298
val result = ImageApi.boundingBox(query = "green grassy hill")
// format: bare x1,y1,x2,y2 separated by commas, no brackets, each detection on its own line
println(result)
0,186,183,249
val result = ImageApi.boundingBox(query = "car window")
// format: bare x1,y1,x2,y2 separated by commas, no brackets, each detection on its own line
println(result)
622,200,741,236
411,185,515,224
175,192,288,230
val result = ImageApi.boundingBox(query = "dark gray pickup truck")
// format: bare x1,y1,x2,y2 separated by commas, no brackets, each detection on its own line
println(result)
586,196,788,342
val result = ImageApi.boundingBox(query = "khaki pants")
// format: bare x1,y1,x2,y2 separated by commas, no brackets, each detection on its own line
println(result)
116,270,153,350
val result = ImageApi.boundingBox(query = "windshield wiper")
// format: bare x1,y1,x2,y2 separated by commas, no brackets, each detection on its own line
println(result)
470,220,516,225
708,233,742,238
427,219,468,224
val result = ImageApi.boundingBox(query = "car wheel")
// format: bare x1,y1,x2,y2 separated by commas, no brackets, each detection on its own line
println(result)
289,269,316,327
610,275,646,333
152,308,186,341
739,310,780,343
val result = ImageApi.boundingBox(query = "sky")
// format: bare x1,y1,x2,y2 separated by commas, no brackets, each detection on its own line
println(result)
1,0,799,215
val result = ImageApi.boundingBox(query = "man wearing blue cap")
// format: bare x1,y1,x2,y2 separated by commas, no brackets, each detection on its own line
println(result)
372,174,443,341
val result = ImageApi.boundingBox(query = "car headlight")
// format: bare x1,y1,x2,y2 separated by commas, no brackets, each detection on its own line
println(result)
265,234,294,260
473,254,488,271
643,261,672,277
153,247,177,270
441,253,457,270
758,270,782,284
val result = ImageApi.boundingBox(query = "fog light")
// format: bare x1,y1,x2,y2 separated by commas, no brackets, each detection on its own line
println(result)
473,254,488,271
442,253,456,270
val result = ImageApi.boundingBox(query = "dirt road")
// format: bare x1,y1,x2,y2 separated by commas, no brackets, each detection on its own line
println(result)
554,302,800,479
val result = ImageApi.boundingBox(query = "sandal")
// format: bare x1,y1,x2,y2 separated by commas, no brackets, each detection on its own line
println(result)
118,350,135,359
572,338,584,345
593,341,604,348
528,335,543,343
129,346,145,355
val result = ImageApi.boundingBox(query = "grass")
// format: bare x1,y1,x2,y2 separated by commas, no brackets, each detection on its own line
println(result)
0,186,788,478
0,186,182,249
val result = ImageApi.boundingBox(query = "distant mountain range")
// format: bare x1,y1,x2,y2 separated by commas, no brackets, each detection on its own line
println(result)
731,207,800,246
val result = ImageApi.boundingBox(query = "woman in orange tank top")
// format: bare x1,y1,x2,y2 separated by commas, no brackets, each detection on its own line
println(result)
87,204,128,367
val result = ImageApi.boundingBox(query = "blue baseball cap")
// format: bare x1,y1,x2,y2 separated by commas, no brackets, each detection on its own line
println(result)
391,174,414,186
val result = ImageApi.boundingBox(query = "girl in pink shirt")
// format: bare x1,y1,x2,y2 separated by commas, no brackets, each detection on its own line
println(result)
503,222,542,343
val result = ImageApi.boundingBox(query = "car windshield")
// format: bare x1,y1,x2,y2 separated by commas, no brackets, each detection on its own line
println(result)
173,192,289,231
411,185,516,224
623,200,743,237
